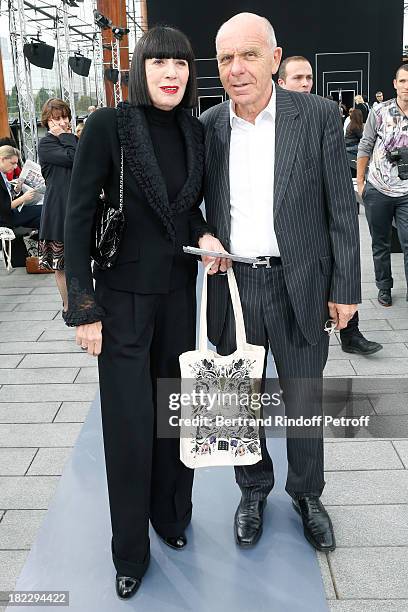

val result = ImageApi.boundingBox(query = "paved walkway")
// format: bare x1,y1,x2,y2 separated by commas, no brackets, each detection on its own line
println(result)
0,209,407,611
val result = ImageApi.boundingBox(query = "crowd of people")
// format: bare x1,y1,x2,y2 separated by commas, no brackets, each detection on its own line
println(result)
1,11,407,601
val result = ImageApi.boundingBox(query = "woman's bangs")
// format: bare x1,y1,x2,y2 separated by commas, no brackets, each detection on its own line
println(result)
143,29,193,62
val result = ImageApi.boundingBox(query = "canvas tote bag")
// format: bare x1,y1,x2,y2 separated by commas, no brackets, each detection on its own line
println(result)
179,263,266,468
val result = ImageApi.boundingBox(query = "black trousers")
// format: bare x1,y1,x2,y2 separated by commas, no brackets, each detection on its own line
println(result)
217,262,329,501
96,280,196,578
339,310,359,341
11,205,42,230
363,181,408,290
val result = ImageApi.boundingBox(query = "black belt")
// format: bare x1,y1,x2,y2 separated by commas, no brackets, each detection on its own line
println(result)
238,256,282,269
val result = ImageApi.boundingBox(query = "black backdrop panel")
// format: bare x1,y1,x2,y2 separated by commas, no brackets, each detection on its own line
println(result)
147,0,403,101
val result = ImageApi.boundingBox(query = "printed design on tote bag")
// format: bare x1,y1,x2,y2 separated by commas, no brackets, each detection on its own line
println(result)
186,357,262,458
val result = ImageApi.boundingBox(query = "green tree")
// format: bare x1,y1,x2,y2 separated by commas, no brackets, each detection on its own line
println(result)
35,88,54,115
6,85,18,119
75,95,94,115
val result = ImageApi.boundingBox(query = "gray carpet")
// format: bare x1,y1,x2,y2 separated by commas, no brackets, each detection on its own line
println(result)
8,394,328,611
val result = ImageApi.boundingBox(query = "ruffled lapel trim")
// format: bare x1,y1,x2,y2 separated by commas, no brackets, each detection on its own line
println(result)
116,102,203,242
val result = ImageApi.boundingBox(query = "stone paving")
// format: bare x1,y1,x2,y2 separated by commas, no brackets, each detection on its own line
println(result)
0,209,407,610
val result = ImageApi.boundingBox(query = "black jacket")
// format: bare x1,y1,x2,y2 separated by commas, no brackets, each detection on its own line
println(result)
38,132,77,242
355,102,369,123
0,173,12,228
200,89,361,346
63,103,210,326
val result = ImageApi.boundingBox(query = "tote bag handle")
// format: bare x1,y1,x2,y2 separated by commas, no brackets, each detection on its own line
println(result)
199,263,247,352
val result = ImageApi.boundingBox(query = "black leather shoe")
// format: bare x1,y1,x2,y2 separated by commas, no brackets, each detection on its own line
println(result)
378,289,392,307
234,497,266,547
115,574,141,599
341,333,383,355
292,496,336,552
159,534,187,550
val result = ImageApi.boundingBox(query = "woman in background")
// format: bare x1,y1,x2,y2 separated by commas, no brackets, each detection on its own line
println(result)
345,108,364,155
38,98,77,311
0,145,39,229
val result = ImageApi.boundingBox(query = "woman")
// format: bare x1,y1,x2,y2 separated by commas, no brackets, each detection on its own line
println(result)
354,94,369,123
63,26,215,599
0,145,40,229
75,122,84,138
345,108,364,154
0,137,22,182
38,98,78,310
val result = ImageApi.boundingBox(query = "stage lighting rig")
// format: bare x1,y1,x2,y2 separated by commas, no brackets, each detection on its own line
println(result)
94,10,112,30
112,26,130,41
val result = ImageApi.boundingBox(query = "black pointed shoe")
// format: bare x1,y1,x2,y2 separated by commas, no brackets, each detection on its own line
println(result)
341,332,383,355
292,496,336,552
115,574,141,599
159,534,187,550
378,289,392,307
234,497,267,547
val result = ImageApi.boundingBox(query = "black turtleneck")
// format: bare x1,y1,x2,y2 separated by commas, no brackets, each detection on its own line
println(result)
144,105,187,203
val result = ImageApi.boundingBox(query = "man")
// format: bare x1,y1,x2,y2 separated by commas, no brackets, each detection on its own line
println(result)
277,55,313,93
357,65,408,306
373,91,384,108
278,56,382,356
198,13,361,553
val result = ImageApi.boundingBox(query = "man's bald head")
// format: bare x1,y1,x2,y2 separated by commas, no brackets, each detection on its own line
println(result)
216,12,277,51
214,12,282,122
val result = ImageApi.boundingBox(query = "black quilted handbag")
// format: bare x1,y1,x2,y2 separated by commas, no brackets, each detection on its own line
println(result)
91,148,125,269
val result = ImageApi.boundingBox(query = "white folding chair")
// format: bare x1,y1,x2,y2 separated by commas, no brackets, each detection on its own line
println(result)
0,227,16,272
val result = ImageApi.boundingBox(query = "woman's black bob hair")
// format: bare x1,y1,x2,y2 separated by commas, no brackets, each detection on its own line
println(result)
128,26,197,108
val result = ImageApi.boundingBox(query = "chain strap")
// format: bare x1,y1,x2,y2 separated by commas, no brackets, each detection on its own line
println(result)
118,147,124,212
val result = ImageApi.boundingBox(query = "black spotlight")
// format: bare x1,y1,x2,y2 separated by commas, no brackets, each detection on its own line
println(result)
23,40,55,70
121,71,129,86
105,67,119,84
68,54,92,77
112,26,130,41
94,10,111,30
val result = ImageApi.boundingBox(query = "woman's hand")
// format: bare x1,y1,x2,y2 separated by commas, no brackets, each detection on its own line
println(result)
22,189,36,203
198,234,232,275
10,188,36,210
48,119,68,137
75,321,103,356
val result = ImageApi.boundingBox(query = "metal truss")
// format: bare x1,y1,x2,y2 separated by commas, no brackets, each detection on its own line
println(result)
92,32,106,108
91,0,106,108
8,0,39,161
111,37,122,106
126,0,147,48
55,2,76,128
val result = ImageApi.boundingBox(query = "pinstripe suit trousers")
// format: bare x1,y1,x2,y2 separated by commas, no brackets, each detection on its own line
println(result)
217,262,330,501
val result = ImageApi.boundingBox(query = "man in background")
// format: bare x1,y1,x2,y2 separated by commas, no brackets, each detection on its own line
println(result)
357,65,408,307
277,56,313,93
373,91,384,108
278,55,382,356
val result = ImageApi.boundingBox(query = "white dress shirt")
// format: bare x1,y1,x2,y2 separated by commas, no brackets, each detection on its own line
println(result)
229,82,279,257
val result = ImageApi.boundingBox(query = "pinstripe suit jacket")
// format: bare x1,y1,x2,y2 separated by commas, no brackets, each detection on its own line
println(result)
200,85,361,346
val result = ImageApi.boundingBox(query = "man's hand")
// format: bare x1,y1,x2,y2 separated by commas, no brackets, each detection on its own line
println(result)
357,180,365,198
75,321,102,356
198,233,232,275
328,302,358,330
